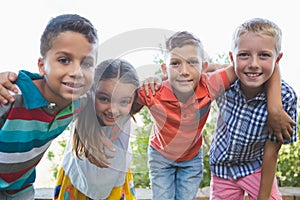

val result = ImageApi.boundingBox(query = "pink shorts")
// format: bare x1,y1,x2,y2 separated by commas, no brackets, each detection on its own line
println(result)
210,168,282,200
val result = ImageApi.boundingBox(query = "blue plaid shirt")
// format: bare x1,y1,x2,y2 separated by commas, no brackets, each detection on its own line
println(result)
209,79,298,180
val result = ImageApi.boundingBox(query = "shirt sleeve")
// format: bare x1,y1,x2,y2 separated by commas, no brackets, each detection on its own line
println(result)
203,69,230,100
137,86,157,107
137,88,147,106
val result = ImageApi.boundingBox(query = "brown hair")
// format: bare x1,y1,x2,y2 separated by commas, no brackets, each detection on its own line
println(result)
40,14,98,57
72,59,141,160
165,31,205,59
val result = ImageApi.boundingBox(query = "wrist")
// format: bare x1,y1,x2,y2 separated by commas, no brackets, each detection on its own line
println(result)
267,105,282,115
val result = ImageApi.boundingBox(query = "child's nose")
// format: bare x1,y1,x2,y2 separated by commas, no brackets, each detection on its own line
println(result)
250,57,259,68
180,62,189,75
108,102,119,113
70,62,84,77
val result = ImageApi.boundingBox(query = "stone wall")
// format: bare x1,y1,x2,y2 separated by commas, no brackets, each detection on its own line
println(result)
35,187,300,200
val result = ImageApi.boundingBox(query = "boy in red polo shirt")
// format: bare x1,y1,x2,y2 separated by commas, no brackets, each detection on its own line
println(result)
137,31,237,200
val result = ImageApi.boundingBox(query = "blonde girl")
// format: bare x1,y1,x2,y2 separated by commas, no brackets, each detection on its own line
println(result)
54,59,141,200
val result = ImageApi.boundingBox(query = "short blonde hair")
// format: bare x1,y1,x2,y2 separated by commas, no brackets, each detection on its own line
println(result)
232,18,282,56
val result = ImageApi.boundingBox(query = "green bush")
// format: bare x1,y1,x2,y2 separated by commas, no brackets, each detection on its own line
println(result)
276,112,300,186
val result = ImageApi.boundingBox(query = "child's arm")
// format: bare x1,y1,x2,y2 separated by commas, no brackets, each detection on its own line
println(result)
265,65,296,143
257,140,281,200
224,65,237,84
206,63,237,85
0,71,18,104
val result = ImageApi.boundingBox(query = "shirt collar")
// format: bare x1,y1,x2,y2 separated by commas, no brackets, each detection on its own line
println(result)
15,70,50,109
159,78,208,102
231,79,266,101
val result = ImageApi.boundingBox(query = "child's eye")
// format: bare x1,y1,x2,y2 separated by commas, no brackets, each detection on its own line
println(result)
119,99,132,106
187,60,199,66
259,53,271,58
81,58,95,68
170,61,180,67
98,96,110,103
237,53,249,58
81,61,94,68
58,57,71,65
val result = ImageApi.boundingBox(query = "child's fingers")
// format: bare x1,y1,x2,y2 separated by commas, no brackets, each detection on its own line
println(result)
142,80,150,96
269,127,284,143
142,76,163,96
0,72,18,104
8,72,18,82
281,129,291,141
284,111,296,126
0,86,14,104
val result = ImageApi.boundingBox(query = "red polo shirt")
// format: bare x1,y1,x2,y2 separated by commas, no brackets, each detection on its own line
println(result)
138,69,229,161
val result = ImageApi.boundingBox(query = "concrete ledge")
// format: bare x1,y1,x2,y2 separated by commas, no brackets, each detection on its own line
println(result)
35,187,300,200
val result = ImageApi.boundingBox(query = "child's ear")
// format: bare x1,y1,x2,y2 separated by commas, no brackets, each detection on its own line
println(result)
229,52,235,65
276,53,283,64
38,58,46,76
161,63,167,76
201,61,208,73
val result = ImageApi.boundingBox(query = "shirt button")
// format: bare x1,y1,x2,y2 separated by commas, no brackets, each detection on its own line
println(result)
237,121,241,127
183,114,187,118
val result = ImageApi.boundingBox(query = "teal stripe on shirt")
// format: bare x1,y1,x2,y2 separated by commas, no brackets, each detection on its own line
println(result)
0,117,72,143
0,167,35,190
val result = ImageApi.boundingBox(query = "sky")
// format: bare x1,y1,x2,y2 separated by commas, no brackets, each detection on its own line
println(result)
1,0,299,94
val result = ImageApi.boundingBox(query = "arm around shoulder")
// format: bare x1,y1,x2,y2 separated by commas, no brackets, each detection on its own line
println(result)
266,65,296,143
224,65,237,84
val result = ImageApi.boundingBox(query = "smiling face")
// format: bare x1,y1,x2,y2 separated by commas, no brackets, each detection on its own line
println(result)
163,44,205,102
94,78,136,126
37,31,97,109
230,32,282,98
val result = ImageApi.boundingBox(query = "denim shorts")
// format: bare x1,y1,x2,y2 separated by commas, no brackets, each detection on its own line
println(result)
148,146,203,200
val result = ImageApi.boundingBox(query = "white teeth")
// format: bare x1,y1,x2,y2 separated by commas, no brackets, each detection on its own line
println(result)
247,73,259,77
65,83,83,88
105,113,116,119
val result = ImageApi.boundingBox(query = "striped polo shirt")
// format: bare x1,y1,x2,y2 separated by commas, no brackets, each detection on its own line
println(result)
0,70,83,195
138,69,229,161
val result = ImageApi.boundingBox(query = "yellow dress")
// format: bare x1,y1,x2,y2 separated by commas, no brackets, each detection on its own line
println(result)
54,167,136,200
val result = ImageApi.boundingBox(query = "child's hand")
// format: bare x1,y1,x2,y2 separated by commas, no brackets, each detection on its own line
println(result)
142,74,165,96
267,108,296,143
0,72,18,104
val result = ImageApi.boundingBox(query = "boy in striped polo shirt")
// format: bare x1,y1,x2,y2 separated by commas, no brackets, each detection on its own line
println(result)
0,14,98,199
